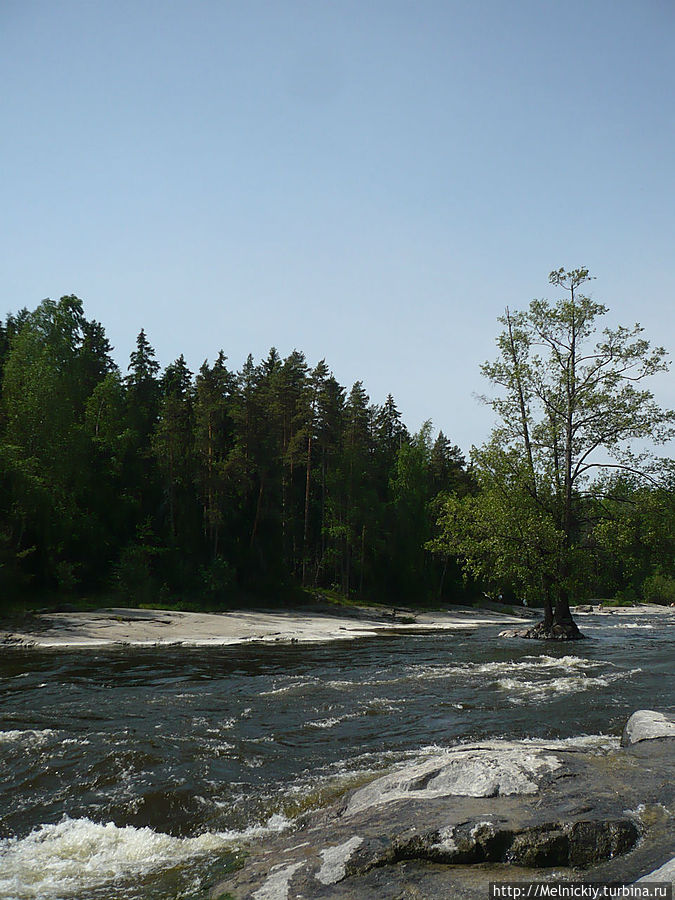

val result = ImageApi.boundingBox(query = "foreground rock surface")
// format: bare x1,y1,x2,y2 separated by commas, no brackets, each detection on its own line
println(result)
211,712,675,899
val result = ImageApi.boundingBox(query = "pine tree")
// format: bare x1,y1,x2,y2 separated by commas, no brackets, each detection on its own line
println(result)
126,329,161,440
194,351,235,559
153,355,195,546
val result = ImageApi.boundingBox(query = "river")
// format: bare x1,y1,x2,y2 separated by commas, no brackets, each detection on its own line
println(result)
0,609,673,899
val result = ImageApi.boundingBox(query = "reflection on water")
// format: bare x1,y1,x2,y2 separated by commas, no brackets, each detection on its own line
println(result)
0,610,673,899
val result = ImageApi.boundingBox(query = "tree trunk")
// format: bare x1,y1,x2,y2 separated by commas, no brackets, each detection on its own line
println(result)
250,477,264,549
505,309,537,499
542,575,554,628
519,575,584,640
302,431,312,586
438,557,448,600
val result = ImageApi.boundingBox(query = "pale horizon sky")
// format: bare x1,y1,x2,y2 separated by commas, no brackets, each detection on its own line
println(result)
2,0,673,454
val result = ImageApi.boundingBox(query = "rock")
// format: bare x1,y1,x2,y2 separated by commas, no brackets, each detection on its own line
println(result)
499,621,586,640
621,710,675,746
527,621,585,640
566,819,640,867
384,818,639,869
637,855,675,883
210,716,675,900
345,746,562,816
251,861,304,899
316,836,363,884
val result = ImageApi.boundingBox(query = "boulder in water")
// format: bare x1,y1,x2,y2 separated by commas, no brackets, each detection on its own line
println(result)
621,709,675,746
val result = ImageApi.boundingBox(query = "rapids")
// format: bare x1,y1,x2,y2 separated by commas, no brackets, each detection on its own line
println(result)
1,609,672,899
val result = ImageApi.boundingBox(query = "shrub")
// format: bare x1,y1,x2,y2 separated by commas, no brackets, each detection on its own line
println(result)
641,573,675,605
200,556,234,602
611,584,639,606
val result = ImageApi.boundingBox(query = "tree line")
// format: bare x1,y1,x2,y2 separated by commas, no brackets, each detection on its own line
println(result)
0,296,472,609
1,277,673,617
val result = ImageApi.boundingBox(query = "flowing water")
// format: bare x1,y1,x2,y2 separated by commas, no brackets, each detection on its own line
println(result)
1,610,673,899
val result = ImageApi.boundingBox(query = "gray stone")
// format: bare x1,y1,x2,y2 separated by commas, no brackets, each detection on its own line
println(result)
345,746,562,815
621,710,675,746
210,715,675,899
251,862,304,900
637,855,675,883
315,836,363,884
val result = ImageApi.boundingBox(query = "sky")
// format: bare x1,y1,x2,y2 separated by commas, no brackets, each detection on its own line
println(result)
2,0,674,453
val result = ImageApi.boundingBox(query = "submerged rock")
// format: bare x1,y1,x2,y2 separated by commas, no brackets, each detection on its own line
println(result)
210,715,674,899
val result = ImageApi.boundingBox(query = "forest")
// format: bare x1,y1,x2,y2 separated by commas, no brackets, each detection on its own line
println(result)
0,285,673,614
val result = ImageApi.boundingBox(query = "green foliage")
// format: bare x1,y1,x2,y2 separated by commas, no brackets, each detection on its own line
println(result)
113,521,162,604
0,296,468,609
591,474,675,600
2,283,669,614
430,452,562,605
641,572,675,605
200,556,235,601
0,297,120,595
432,269,674,624
596,595,635,608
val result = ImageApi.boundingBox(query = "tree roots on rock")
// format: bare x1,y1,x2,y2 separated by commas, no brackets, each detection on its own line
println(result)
500,621,585,640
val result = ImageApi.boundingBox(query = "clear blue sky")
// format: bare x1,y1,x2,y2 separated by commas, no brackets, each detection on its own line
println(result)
2,0,673,452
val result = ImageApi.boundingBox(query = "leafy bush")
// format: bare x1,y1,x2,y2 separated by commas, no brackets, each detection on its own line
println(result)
113,521,161,605
113,543,156,604
641,573,675,605
200,556,234,602
610,584,639,606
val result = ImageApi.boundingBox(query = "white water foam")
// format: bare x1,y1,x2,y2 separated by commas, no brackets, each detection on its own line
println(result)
497,667,641,703
517,733,621,752
306,696,404,729
306,711,364,729
318,655,612,690
259,678,317,696
0,814,291,900
406,655,607,681
0,728,55,745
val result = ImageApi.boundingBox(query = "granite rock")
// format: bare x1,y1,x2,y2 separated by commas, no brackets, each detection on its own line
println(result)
210,715,675,900
621,709,675,746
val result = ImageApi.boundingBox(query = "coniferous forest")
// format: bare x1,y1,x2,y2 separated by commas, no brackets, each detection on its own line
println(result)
0,295,473,610
0,293,673,613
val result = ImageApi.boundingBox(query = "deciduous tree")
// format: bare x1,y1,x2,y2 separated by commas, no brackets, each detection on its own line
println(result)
434,269,674,637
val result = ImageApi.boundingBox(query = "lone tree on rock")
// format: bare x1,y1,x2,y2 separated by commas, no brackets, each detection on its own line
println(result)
432,268,674,639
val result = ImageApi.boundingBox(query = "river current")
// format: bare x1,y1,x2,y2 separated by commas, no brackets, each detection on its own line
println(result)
0,610,673,899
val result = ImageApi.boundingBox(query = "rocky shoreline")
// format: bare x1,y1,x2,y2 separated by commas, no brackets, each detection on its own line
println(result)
2,602,671,650
0,604,529,649
211,711,675,899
